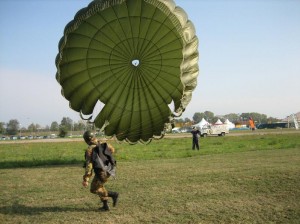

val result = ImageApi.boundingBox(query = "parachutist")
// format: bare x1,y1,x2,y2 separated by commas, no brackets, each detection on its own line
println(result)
82,131,119,211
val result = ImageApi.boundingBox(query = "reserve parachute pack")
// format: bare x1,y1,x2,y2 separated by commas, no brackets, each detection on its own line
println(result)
92,142,116,177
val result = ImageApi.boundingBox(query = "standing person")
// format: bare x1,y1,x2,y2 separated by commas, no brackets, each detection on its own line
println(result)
191,127,200,150
82,131,119,211
249,117,255,131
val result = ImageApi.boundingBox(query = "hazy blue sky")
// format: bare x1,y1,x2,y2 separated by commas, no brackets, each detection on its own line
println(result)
1,0,299,127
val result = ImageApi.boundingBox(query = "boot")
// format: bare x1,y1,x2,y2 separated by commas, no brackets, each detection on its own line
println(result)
108,191,119,207
99,200,110,211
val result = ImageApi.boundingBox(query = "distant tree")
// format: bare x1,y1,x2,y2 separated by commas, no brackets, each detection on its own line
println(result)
210,117,219,124
58,125,68,137
224,113,240,123
240,112,268,124
267,117,280,123
240,113,252,121
192,112,203,124
74,121,86,132
50,121,59,131
35,124,41,131
28,123,37,133
60,117,73,131
204,111,214,123
44,125,50,131
255,113,268,123
0,122,6,134
58,117,75,137
6,119,20,135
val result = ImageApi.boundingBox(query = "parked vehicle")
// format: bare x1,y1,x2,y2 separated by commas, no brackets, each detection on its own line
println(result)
171,127,181,133
200,124,229,137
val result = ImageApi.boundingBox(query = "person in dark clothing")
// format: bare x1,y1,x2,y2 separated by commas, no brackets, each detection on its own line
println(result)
191,127,200,150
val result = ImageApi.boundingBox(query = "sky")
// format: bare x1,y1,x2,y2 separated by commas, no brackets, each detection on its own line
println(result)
0,0,299,128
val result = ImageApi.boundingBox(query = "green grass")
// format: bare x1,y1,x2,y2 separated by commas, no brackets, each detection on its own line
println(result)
0,141,85,168
0,133,299,223
1,133,300,168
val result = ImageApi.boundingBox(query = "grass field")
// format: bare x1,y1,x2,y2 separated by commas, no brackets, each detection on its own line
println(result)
0,132,300,223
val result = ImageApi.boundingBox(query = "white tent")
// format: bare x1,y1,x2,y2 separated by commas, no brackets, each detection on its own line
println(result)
192,118,209,129
215,119,223,125
198,118,209,128
224,119,235,129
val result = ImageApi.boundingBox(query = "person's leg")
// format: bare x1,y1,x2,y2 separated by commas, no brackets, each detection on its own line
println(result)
108,191,119,207
90,177,110,211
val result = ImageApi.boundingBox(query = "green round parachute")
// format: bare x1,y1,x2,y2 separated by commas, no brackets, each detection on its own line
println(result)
56,0,199,144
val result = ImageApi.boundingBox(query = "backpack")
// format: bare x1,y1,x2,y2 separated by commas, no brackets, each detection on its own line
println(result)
92,142,116,177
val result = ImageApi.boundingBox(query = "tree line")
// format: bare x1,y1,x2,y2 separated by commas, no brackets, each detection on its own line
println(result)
1,111,281,137
0,117,92,137
175,111,280,125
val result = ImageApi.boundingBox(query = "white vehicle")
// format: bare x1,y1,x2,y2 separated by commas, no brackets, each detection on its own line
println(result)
50,134,57,139
200,124,229,137
171,127,181,133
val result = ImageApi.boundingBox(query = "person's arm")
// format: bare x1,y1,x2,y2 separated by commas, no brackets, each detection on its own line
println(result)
82,147,93,187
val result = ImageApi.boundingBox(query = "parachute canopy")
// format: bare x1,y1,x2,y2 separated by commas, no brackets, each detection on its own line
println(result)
56,0,199,144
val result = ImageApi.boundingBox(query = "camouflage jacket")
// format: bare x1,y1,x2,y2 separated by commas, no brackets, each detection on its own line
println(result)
82,142,116,182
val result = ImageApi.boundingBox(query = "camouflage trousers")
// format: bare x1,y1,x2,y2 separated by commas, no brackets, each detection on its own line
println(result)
90,172,110,201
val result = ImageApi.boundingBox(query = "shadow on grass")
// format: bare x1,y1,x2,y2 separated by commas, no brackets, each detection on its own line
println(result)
0,160,82,169
0,202,99,215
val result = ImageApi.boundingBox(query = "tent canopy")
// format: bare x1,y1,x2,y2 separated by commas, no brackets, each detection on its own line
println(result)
224,119,235,129
214,119,223,125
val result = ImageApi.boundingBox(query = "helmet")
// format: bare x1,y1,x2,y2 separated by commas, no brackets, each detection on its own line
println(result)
83,131,94,145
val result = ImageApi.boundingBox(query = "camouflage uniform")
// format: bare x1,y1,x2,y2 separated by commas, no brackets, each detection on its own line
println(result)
83,143,110,201
82,140,118,210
